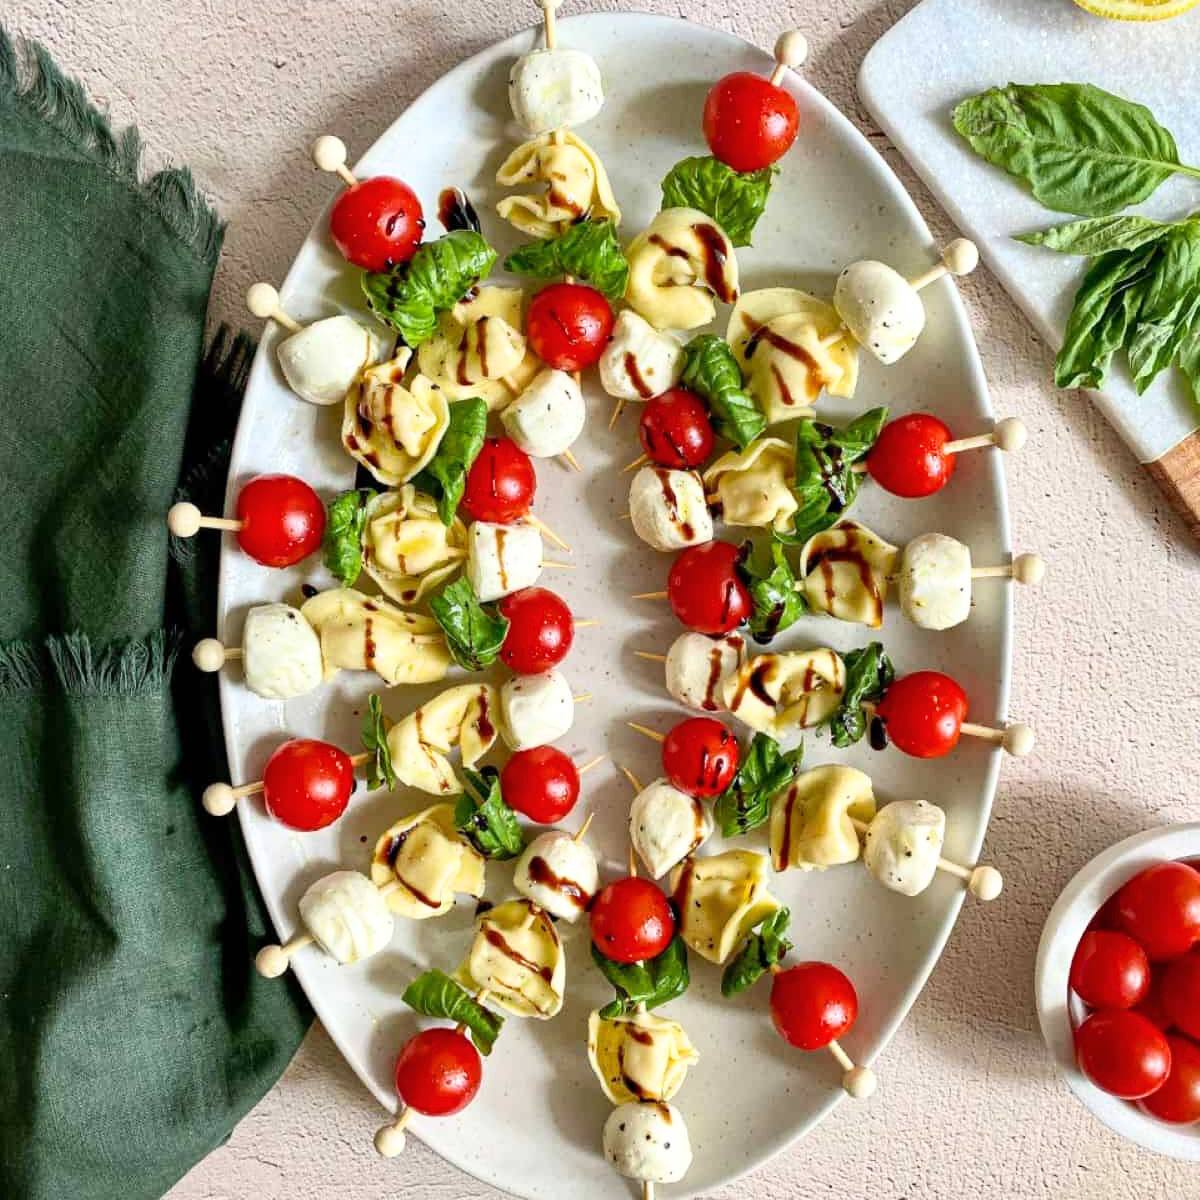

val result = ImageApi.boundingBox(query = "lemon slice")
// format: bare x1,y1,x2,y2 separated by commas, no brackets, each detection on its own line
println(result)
1073,0,1199,19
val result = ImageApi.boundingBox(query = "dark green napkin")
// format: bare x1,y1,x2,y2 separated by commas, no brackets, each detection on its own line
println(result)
0,30,309,1200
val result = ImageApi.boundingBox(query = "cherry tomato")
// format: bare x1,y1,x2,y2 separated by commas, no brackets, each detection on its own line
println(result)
875,671,968,759
866,413,956,499
1136,966,1175,1032
234,474,325,567
329,176,424,272
1161,950,1200,1039
1075,1009,1171,1099
262,738,354,831
526,282,614,372
497,587,574,674
770,962,858,1051
639,389,715,469
1070,930,1151,1010
393,1027,481,1117
702,72,799,173
1114,861,1200,962
662,717,739,798
460,437,536,524
590,877,676,964
1139,1035,1200,1124
667,541,751,634
501,746,580,824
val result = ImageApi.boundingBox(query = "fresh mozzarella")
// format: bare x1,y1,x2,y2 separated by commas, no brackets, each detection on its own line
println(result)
276,314,385,406
862,799,945,897
664,631,747,712
514,831,598,921
897,532,972,631
630,778,712,879
298,871,394,964
500,669,574,751
508,47,604,135
241,603,323,699
833,260,925,365
500,368,586,457
603,1101,693,1184
628,466,712,552
466,521,543,602
598,310,685,401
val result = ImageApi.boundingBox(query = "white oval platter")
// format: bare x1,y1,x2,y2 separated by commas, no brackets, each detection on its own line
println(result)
217,11,1012,1198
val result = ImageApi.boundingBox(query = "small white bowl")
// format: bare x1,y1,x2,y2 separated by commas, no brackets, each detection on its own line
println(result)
1035,822,1200,1160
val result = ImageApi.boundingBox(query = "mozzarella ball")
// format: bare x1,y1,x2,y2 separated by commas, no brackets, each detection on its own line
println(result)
298,871,394,964
276,315,385,405
603,1101,693,1184
466,521,543,602
833,261,925,365
862,799,946,897
500,669,574,750
599,310,685,401
501,369,586,458
508,47,604,135
629,467,713,553
630,778,713,879
664,631,747,712
514,831,599,921
241,603,324,699
898,532,972,631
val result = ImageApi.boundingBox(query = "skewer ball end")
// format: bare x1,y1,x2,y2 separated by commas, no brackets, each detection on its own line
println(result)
993,417,1028,453
192,638,228,673
773,30,809,72
1002,723,1036,758
255,943,292,978
311,134,348,174
166,502,202,538
1012,552,1045,586
841,1064,877,1100
201,782,237,817
246,282,281,319
941,238,979,277
968,865,1004,902
374,1122,408,1157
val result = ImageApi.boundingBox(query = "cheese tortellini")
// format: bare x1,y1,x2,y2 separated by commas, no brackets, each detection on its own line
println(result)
770,764,876,873
799,520,899,628
361,485,466,605
703,437,798,532
669,850,780,964
721,649,846,738
456,899,565,1019
587,1009,699,1104
370,803,486,919
299,588,451,686
384,683,499,795
496,130,620,239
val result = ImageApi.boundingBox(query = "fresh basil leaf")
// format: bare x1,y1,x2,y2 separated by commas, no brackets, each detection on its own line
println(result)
454,767,523,860
660,156,776,248
362,230,498,347
322,488,377,586
412,397,488,524
1126,223,1200,394
952,83,1198,217
591,935,690,1019
361,693,395,790
721,907,792,997
1179,320,1200,402
1017,215,1178,256
714,732,803,838
738,540,807,643
680,335,766,450
504,219,629,301
429,577,509,672
402,968,504,1055
829,642,895,749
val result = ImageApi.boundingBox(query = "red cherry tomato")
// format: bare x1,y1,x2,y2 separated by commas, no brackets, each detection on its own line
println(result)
866,413,956,499
393,1027,481,1117
526,282,614,372
234,474,325,567
770,961,858,1051
501,746,580,824
460,437,536,524
667,541,751,634
261,738,354,831
497,587,574,674
1070,931,1151,1010
1114,862,1200,962
875,671,968,759
1161,950,1200,1039
639,389,715,469
590,877,675,964
702,72,800,172
1136,966,1175,1032
1075,1009,1172,1099
329,176,424,272
1139,1035,1200,1124
662,717,739,798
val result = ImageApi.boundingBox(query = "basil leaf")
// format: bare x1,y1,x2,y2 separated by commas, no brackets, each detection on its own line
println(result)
504,219,629,301
591,935,690,1019
738,540,806,644
721,907,792,997
1179,320,1200,402
362,230,498,347
714,732,803,838
829,642,895,749
402,968,504,1055
1126,223,1200,394
412,397,488,524
952,83,1198,217
680,335,766,450
361,693,395,790
454,767,523,860
322,488,377,586
429,577,509,672
1017,215,1178,256
660,156,776,248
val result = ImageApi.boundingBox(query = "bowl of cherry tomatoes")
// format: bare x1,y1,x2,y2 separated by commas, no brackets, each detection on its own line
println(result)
1035,823,1200,1158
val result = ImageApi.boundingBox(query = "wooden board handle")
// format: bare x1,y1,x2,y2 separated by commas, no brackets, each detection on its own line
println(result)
1146,430,1200,542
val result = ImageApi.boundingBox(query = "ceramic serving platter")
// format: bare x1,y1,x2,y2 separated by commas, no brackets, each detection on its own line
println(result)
218,12,1012,1197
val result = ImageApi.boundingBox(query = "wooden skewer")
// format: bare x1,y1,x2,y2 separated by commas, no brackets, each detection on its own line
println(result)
631,590,668,601
633,650,668,664
574,811,595,843
255,932,314,978
826,1039,877,1099
167,502,243,537
542,559,575,571
609,396,626,429
618,765,644,793
768,30,809,86
311,134,359,188
374,1105,413,1157
627,721,665,744
848,816,1003,900
574,619,601,629
204,750,372,816
559,448,583,472
246,282,303,334
622,453,649,474
524,514,571,553
643,1184,655,1200
541,0,561,49
943,417,1027,456
576,754,606,775
862,701,1034,758
192,639,242,671
906,238,979,292
970,553,1046,586
573,693,593,704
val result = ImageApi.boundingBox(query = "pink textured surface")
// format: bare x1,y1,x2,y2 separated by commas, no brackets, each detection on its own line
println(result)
9,1,1200,1196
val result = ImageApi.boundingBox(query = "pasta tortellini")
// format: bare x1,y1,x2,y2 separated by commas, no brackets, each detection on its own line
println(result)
361,486,466,605
799,520,899,628
384,683,499,795
587,1008,699,1104
770,764,876,873
496,130,620,239
669,850,780,964
721,649,846,738
456,899,565,1019
703,437,798,532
